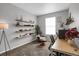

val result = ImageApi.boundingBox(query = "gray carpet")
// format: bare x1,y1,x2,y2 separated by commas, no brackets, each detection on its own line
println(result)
0,41,50,56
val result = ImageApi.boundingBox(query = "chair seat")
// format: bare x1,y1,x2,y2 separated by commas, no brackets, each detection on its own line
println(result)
40,37,46,41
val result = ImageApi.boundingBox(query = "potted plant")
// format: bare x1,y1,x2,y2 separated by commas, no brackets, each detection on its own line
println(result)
65,28,79,46
35,25,42,35
65,13,74,25
35,25,42,42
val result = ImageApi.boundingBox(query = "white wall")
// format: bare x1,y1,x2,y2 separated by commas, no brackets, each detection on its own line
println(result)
37,9,69,35
69,3,79,31
0,3,36,53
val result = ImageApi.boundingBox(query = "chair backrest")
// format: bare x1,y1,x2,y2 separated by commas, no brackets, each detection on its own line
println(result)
50,35,55,44
48,35,55,50
56,32,59,37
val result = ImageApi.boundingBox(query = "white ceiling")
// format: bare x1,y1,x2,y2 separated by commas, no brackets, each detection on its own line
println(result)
12,3,71,16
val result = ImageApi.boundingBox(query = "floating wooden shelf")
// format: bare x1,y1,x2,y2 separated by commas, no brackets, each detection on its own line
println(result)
16,25,34,27
16,20,34,24
15,33,35,39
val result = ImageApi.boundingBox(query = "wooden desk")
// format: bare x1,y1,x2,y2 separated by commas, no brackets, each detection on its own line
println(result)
51,39,79,56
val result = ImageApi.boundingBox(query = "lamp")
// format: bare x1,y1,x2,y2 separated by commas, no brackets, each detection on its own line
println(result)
0,23,10,56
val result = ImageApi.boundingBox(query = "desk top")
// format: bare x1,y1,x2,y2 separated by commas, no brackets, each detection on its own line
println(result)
51,39,79,56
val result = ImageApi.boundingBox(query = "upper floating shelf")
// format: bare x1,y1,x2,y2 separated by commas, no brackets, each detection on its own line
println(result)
16,20,35,24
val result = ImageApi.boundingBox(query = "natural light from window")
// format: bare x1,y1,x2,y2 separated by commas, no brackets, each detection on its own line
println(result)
45,17,56,35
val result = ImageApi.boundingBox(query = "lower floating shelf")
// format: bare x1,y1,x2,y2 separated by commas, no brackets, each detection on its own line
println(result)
15,33,35,39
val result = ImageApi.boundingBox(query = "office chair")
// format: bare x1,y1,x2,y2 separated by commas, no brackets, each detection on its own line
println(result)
48,35,56,56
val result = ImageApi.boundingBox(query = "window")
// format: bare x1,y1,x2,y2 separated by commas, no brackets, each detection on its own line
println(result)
45,17,56,35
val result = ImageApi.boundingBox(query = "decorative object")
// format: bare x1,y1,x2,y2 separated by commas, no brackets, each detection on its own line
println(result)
16,16,34,24
68,38,79,48
0,23,10,56
65,28,79,46
35,25,43,42
73,38,79,48
15,17,35,39
67,39,74,46
16,22,20,26
60,23,64,28
59,30,68,39
65,13,74,25
65,28,79,39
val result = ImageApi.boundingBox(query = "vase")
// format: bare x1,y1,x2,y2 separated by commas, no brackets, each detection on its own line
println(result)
73,38,79,48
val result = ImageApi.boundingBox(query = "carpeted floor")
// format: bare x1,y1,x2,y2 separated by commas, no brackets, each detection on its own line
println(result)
0,41,50,56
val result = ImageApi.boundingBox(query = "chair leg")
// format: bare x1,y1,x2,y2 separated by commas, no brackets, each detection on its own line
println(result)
49,51,57,56
49,53,51,56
